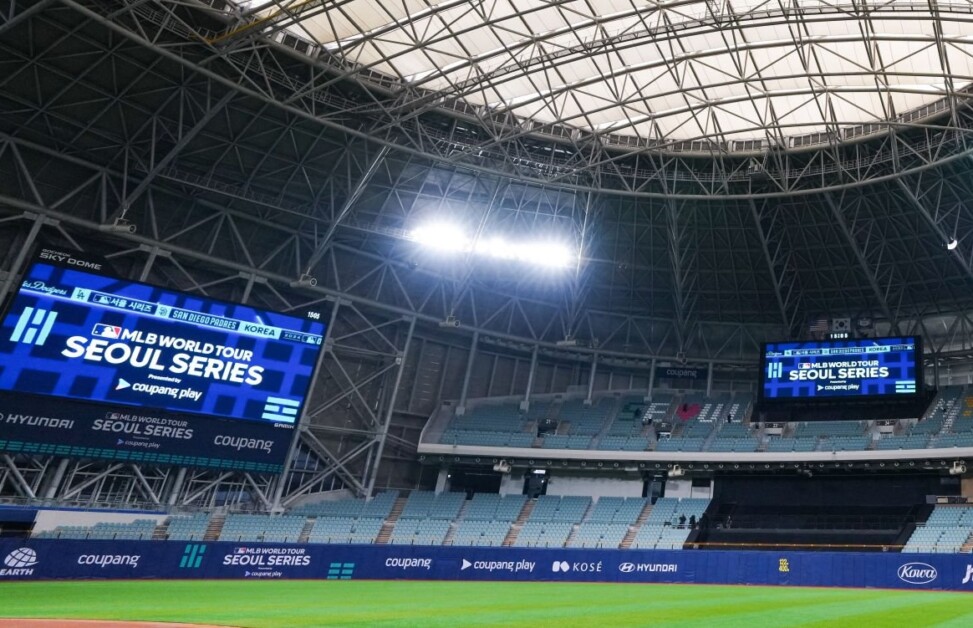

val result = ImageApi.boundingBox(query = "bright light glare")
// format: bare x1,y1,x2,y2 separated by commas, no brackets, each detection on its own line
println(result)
409,223,576,269
947,238,959,251
410,223,470,252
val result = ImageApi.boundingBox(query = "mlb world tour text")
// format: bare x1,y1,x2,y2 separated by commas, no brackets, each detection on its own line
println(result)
60,330,264,385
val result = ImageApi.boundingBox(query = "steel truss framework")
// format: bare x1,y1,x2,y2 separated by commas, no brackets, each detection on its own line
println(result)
46,0,973,201
3,1,973,510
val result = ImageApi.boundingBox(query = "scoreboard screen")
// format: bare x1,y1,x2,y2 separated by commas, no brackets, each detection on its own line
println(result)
760,337,921,401
0,250,327,472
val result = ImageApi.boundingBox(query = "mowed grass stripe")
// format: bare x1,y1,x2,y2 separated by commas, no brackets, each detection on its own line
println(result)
0,581,972,627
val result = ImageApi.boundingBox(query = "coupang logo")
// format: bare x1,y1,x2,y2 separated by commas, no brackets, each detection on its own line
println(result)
897,562,938,585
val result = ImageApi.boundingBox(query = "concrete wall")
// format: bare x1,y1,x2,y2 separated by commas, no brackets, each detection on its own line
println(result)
545,473,643,498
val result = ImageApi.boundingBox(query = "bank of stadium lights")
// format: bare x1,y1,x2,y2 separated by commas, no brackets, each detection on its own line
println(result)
409,223,577,269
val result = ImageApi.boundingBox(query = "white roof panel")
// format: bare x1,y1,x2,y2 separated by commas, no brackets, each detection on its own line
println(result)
261,0,973,144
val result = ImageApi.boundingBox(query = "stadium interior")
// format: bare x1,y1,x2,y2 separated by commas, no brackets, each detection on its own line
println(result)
3,0,973,612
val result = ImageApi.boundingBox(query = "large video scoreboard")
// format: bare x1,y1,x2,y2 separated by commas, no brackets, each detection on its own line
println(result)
0,249,327,472
760,336,921,401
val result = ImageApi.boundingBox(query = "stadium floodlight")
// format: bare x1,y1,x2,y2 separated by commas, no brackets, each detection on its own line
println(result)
409,222,576,269
947,237,959,251
409,222,470,252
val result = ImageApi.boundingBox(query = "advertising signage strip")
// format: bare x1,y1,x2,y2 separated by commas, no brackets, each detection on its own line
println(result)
760,336,920,401
0,392,289,471
1,540,972,592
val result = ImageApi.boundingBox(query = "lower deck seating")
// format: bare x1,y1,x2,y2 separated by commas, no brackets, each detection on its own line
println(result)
514,521,573,547
903,506,973,553
630,498,709,549
585,497,647,524
528,495,591,522
463,493,526,521
166,514,210,541
219,514,305,543
306,517,383,544
449,520,511,546
569,522,628,548
388,519,451,545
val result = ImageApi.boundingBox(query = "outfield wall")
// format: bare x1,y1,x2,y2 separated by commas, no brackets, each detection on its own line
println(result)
1,540,972,590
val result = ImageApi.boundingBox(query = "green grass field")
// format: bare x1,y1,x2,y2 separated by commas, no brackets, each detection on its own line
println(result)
1,581,972,627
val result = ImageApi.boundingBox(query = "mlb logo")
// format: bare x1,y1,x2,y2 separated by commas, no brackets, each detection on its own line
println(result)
799,362,812,369
236,548,248,554
92,324,122,339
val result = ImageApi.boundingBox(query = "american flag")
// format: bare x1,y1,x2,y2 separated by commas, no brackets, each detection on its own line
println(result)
808,317,829,333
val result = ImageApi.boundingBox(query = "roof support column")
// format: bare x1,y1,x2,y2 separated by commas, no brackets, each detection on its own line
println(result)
166,467,187,507
665,197,696,354
585,353,598,406
521,345,539,411
647,358,657,401
271,298,340,510
43,458,70,500
365,316,416,497
457,331,479,415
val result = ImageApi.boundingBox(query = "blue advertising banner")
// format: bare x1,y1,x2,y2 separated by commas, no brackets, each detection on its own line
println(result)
761,337,920,400
0,394,292,472
1,540,972,591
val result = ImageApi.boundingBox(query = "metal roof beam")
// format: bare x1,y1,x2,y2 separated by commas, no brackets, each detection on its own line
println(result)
824,191,899,330
748,199,795,333
114,90,235,222
895,175,973,284
302,144,390,277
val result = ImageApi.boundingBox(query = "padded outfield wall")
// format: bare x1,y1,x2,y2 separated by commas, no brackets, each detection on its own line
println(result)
1,540,972,591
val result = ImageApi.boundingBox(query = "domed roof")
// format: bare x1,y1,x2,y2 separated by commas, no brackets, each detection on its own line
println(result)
252,0,973,151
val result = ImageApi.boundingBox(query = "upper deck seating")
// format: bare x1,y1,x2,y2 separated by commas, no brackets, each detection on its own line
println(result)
35,518,158,540
439,401,534,447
